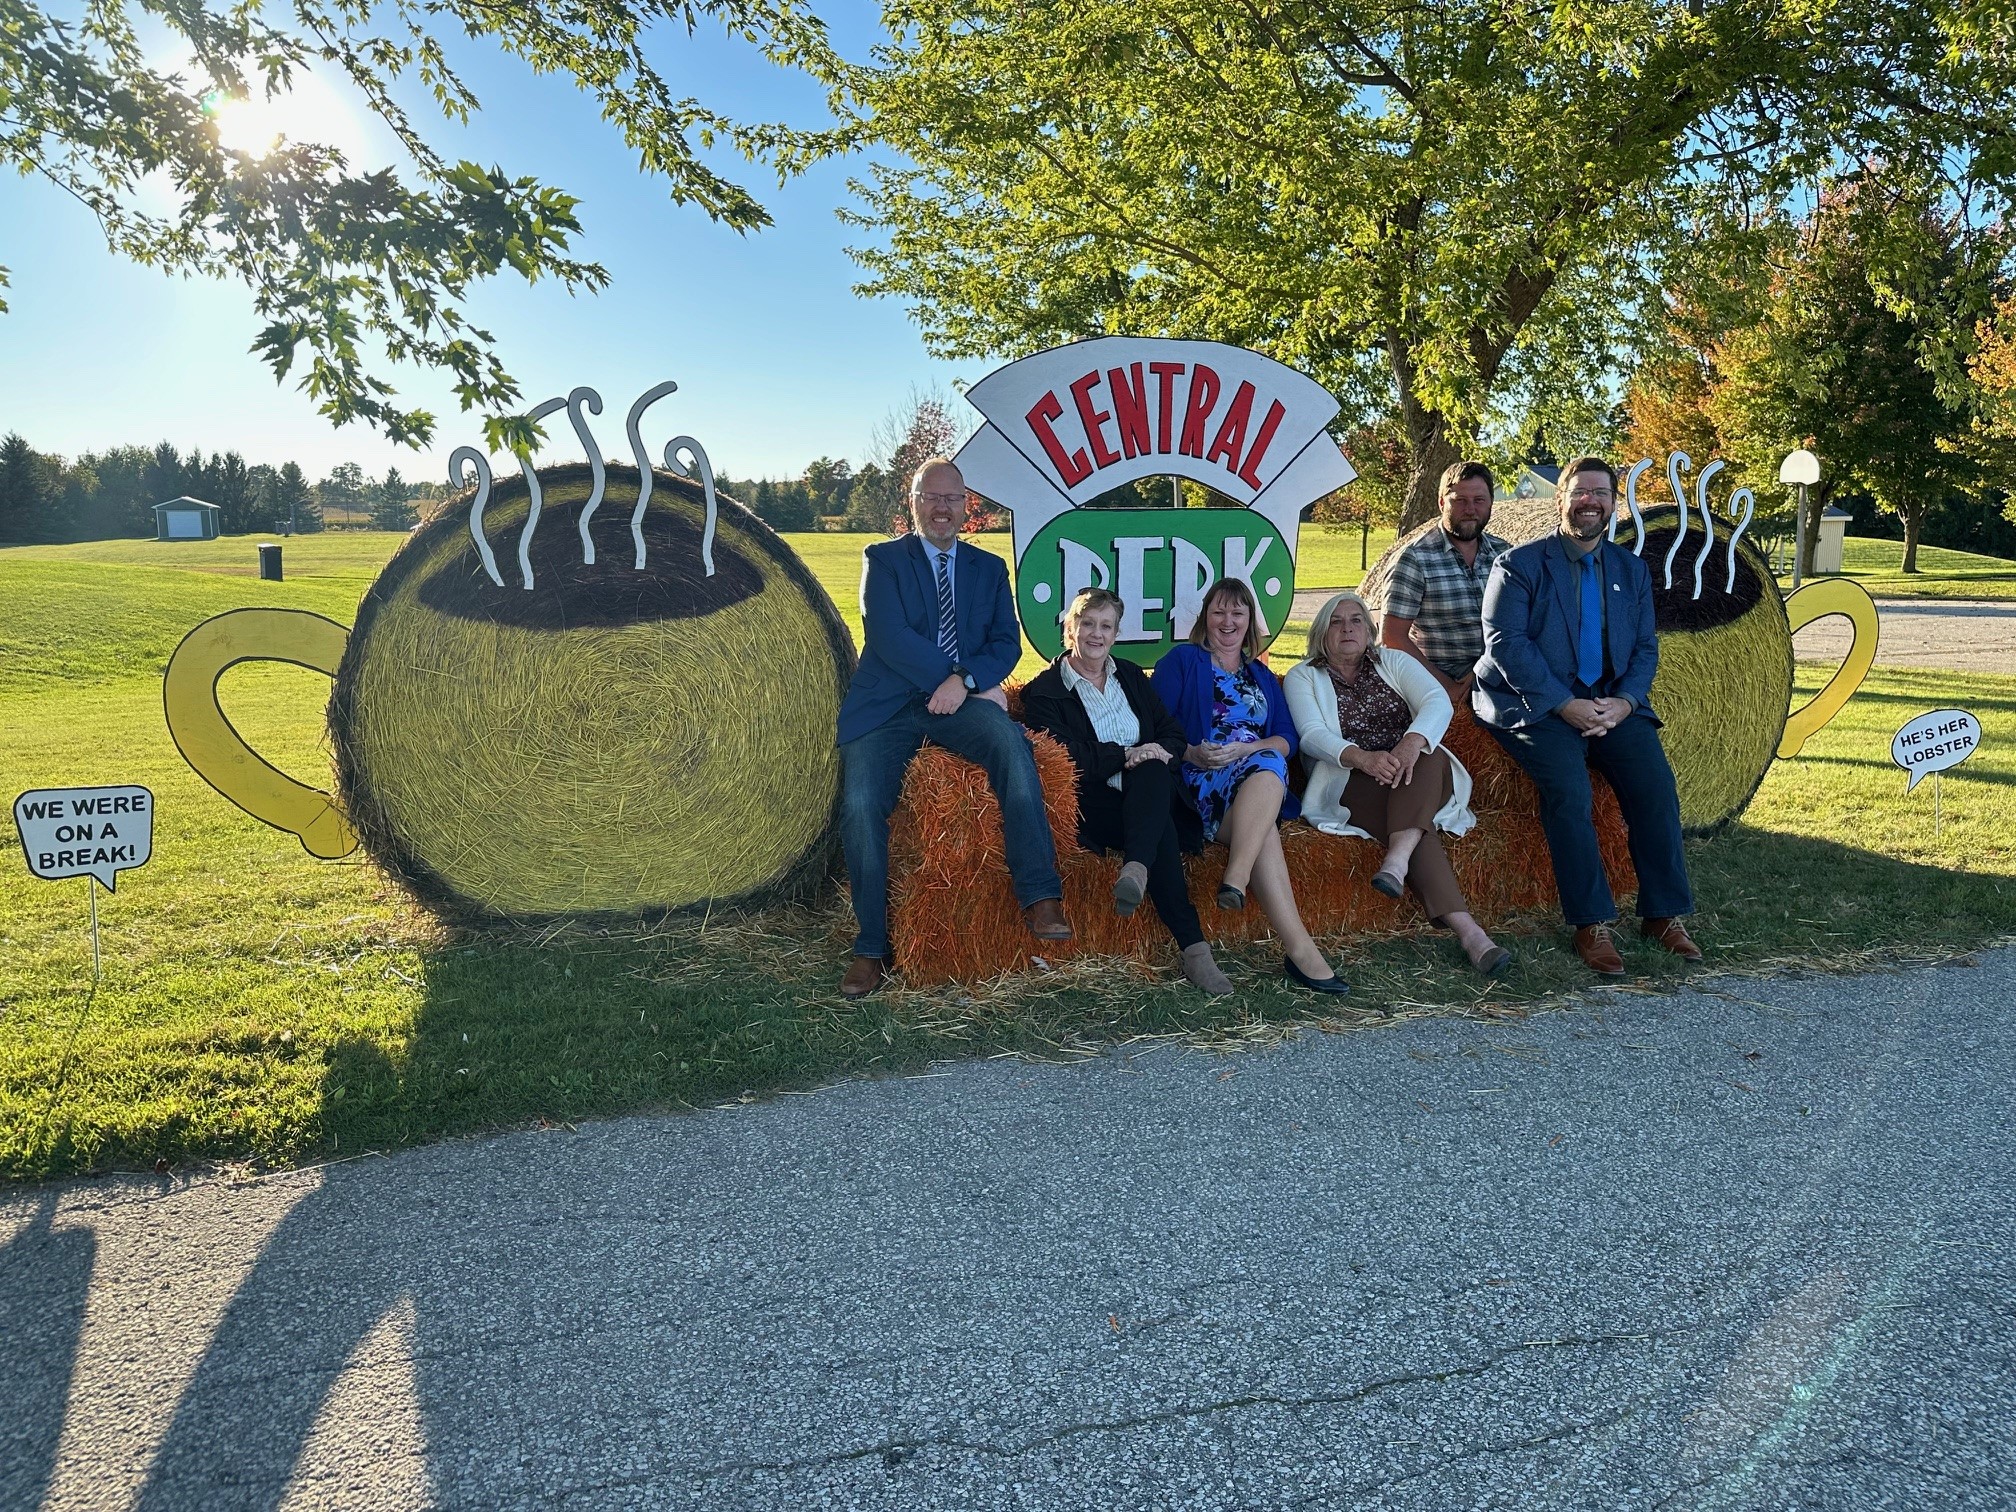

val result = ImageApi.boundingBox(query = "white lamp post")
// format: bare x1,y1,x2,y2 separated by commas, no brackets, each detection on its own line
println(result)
1779,448,1821,589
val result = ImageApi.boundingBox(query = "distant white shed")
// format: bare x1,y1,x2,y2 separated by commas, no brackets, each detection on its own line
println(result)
1813,504,1854,574
153,497,222,541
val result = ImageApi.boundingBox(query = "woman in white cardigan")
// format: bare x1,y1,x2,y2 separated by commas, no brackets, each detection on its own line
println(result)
1285,591,1512,975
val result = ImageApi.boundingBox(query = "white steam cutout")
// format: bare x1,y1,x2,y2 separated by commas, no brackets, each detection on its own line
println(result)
454,380,718,589
1608,450,1754,601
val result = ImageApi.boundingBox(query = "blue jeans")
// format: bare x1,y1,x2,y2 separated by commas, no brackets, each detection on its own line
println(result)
839,696,1064,959
1487,712,1694,927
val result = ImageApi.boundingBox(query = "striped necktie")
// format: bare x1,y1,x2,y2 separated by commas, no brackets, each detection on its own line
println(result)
934,549,958,659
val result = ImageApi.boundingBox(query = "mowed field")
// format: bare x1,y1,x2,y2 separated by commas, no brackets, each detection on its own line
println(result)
3,527,2013,1180
1798,537,2016,601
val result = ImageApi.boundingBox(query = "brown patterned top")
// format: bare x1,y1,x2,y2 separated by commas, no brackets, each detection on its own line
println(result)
1326,658,1412,753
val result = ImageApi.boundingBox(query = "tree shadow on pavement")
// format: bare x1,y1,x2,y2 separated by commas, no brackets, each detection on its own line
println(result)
0,1192,96,1510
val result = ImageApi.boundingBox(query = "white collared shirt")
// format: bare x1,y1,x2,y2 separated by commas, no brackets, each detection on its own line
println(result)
1058,655,1140,788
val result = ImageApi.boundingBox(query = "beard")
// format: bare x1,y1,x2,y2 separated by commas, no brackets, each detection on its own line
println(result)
1565,510,1607,541
1442,517,1484,542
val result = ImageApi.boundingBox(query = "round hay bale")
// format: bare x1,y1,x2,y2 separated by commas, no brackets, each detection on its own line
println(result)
329,462,856,922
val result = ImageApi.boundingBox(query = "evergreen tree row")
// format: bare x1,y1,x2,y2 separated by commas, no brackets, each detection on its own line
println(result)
0,392,986,545
0,436,434,544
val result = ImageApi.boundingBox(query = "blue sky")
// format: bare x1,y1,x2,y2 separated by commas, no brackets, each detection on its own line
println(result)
0,5,969,485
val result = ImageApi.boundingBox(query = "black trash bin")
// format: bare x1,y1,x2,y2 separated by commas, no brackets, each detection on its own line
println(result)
258,543,283,582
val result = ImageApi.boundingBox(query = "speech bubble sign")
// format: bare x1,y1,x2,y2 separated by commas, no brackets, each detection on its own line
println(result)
12,785,155,890
1890,709,1983,793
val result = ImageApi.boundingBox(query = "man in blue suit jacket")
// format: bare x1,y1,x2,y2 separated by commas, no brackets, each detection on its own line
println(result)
834,459,1069,998
1472,456,1701,975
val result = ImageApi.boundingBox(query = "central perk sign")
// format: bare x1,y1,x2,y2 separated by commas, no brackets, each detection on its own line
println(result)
951,336,1356,664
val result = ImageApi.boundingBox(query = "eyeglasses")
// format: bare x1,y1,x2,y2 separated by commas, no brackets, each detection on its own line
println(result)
915,491,968,505
1566,488,1615,502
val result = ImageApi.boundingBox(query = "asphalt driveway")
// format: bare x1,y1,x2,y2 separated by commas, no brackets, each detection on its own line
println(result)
5,949,2012,1510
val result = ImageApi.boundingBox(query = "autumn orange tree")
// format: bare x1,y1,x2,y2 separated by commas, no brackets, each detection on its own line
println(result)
1971,294,2016,525
1619,297,1736,483
1716,178,2004,573
1619,173,2009,574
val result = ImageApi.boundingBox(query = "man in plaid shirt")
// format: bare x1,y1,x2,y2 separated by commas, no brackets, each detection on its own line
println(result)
1380,461,1509,697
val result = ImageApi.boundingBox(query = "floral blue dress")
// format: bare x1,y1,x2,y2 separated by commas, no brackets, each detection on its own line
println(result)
1183,663,1289,842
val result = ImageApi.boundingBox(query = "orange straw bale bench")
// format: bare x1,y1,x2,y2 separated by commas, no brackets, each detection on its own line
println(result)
884,690,1637,986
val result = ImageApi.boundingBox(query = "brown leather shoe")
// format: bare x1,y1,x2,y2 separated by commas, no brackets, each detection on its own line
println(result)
839,955,889,1000
1572,923,1626,976
1641,917,1704,962
1024,897,1074,941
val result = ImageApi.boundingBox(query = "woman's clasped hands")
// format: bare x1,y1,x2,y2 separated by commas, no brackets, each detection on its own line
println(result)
1184,739,1248,770
1347,731,1430,788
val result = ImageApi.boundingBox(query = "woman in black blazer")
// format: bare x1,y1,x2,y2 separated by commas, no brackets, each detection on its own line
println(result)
1021,588,1232,995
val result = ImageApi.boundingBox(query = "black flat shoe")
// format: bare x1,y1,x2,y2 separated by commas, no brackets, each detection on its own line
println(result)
1284,956,1350,995
1216,883,1246,911
1370,868,1405,899
1472,944,1514,977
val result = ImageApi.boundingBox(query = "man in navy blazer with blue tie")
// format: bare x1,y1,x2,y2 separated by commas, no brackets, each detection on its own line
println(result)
834,459,1069,999
1472,456,1702,975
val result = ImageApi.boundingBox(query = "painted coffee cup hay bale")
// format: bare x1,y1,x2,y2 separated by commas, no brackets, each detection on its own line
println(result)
167,383,856,924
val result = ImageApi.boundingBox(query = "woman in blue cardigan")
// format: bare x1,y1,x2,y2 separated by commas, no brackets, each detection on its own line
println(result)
1152,577,1348,995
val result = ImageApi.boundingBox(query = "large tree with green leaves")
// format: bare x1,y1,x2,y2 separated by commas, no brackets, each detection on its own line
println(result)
316,459,368,524
828,0,2016,528
1,0,828,448
1708,173,2004,573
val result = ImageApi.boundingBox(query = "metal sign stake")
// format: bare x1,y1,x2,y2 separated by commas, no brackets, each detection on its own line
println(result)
87,877,101,980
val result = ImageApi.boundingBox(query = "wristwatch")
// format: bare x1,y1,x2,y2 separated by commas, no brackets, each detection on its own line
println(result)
951,662,977,691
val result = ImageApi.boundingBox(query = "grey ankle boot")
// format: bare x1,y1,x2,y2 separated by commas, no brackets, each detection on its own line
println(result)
1180,942,1234,995
1113,861,1149,915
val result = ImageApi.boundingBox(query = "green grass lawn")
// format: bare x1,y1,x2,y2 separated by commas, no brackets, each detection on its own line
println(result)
1778,537,2016,601
11,531,410,578
1,535,402,695
1293,524,1399,588
3,529,2012,1181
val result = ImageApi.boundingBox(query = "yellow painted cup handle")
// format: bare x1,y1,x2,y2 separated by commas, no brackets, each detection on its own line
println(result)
1778,579,1881,759
163,608,359,859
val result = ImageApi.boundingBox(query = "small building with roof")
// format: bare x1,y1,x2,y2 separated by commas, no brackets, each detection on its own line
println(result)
153,497,222,541
1498,463,1561,502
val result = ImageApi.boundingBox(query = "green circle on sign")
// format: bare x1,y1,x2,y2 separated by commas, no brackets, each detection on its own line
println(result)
1015,508,1296,666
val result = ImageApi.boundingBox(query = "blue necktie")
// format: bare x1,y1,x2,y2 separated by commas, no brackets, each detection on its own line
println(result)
934,549,958,660
1577,553,1603,689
